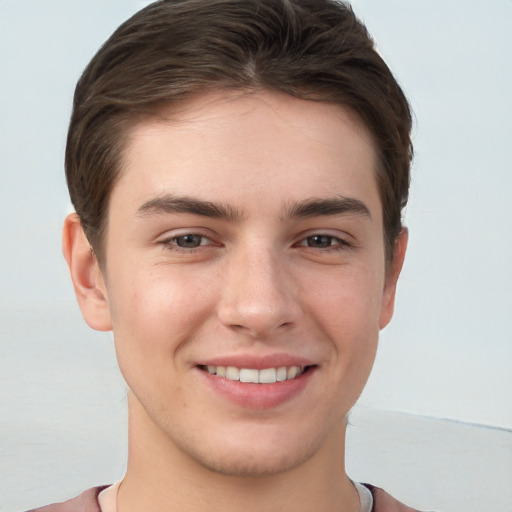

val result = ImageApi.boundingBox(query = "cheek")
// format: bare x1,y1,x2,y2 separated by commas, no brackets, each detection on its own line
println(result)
303,265,384,337
106,270,211,406
106,265,218,363
302,265,382,388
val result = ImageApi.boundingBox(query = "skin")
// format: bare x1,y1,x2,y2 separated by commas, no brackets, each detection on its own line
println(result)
63,90,407,512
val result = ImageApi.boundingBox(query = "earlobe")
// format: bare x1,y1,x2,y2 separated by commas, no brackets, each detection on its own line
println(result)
379,228,408,329
62,213,112,331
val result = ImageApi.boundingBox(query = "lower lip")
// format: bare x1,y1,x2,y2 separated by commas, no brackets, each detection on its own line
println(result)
198,368,314,409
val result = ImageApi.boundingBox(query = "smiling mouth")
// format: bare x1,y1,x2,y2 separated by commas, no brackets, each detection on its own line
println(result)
198,365,315,384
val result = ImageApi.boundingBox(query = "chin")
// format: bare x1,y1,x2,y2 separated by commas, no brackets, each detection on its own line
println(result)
189,443,318,478
172,423,327,478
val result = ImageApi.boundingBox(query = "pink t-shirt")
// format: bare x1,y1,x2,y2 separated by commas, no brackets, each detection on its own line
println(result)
97,480,373,512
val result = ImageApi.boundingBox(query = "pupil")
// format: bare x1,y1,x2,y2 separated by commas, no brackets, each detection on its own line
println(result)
178,235,201,248
309,235,331,248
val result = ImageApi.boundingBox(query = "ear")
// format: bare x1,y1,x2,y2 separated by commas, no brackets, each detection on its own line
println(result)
62,213,112,331
379,228,408,329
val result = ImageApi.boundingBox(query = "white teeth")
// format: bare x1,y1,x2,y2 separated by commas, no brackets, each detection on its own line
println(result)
225,366,240,380
259,368,276,384
287,366,298,379
276,367,287,382
239,368,259,383
204,365,305,383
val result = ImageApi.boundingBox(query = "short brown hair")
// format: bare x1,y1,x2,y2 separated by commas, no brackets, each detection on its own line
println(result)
66,0,412,265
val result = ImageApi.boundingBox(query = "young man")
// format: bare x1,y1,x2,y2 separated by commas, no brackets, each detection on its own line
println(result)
29,0,421,510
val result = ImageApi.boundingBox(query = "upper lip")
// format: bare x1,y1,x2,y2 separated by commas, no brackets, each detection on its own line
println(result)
196,353,317,370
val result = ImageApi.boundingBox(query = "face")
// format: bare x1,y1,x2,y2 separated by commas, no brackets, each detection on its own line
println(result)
78,90,403,477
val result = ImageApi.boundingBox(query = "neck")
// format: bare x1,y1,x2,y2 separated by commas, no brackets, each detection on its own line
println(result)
118,392,360,512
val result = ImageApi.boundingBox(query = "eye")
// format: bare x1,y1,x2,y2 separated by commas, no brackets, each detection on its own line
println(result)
299,234,348,249
162,233,212,250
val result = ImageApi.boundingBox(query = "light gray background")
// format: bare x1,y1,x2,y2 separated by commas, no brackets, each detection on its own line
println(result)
1,1,511,511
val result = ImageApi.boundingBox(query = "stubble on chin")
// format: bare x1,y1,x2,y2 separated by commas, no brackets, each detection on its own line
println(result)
183,441,320,478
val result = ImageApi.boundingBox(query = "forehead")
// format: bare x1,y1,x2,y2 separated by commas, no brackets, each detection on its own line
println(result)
115,90,380,218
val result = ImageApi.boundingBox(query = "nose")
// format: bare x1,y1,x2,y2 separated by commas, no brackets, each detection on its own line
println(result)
217,245,301,338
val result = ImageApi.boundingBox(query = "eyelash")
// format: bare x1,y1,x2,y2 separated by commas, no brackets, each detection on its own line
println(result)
159,233,352,253
159,233,213,251
296,234,352,251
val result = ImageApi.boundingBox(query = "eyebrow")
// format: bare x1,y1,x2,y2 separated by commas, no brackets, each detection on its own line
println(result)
136,194,371,223
284,196,371,220
137,194,243,222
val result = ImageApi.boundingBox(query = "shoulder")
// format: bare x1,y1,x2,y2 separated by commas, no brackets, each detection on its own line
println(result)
24,486,107,512
365,484,430,512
